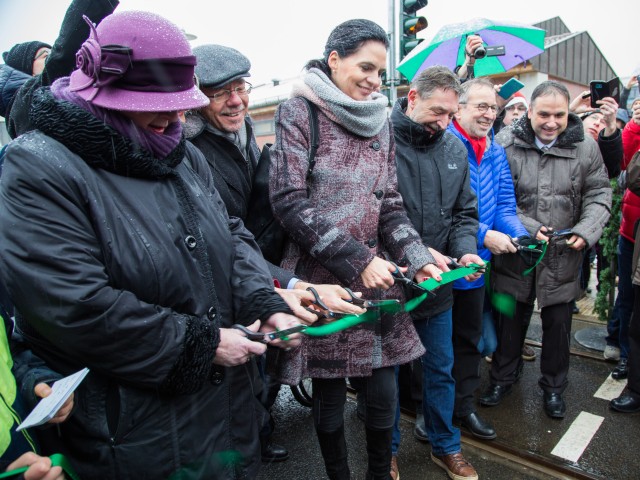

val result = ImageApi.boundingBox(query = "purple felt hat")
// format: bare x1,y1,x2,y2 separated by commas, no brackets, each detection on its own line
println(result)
69,11,209,112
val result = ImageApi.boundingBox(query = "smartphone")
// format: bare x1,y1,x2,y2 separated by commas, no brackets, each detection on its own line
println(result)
589,77,620,108
485,45,505,57
498,77,525,99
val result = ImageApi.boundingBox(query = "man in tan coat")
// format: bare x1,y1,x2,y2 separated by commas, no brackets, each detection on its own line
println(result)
483,80,612,418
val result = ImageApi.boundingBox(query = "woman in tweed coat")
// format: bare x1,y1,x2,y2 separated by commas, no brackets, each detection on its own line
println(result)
269,19,439,480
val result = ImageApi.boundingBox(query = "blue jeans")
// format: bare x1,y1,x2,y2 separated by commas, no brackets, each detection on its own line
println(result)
410,308,460,455
611,236,635,359
478,297,498,357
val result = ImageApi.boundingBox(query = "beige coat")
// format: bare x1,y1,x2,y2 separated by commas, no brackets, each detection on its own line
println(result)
492,114,612,307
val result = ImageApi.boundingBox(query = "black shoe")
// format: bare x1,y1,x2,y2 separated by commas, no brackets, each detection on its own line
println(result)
610,393,640,413
479,384,512,407
413,412,429,442
543,392,566,419
261,440,289,463
572,302,580,314
612,358,629,380
457,411,497,440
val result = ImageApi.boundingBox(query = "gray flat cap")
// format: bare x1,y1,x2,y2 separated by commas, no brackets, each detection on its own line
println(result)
193,44,251,89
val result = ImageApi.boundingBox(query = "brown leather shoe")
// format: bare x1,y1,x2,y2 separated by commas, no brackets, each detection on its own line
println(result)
390,455,400,480
431,452,478,480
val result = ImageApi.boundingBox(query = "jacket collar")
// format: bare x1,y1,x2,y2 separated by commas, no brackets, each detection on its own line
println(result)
510,111,585,151
391,97,445,147
31,87,185,179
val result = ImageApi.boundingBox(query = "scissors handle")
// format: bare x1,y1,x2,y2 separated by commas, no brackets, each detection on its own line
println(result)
232,324,267,343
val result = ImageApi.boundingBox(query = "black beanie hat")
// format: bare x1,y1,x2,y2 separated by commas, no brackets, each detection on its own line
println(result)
2,41,51,75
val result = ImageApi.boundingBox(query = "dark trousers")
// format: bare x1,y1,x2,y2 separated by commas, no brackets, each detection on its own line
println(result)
627,285,640,396
313,367,396,479
492,300,572,393
452,286,484,418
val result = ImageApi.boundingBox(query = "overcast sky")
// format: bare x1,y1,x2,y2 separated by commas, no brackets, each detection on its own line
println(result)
1,0,636,86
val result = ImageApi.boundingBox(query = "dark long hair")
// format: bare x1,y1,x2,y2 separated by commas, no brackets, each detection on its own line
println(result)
305,19,388,76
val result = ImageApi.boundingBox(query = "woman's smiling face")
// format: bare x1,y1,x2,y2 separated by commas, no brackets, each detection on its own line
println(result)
328,40,387,101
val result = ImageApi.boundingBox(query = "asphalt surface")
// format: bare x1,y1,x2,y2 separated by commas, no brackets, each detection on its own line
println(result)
259,283,640,480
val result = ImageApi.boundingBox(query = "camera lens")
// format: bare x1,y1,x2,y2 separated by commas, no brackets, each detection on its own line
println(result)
474,46,486,59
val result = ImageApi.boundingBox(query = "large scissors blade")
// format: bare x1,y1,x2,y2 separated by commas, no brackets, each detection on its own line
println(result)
265,324,308,341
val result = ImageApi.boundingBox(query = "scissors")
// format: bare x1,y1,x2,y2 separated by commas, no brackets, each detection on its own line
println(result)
342,287,402,309
547,228,573,239
232,323,308,343
510,236,545,254
303,287,401,319
390,263,436,297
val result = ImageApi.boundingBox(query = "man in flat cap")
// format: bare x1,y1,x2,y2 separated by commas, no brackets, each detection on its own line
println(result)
185,44,258,220
185,43,291,464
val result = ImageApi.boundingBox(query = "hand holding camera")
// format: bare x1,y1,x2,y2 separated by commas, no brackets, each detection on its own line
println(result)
465,34,506,60
464,35,484,62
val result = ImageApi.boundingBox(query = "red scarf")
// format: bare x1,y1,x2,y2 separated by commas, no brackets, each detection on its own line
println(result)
453,119,486,164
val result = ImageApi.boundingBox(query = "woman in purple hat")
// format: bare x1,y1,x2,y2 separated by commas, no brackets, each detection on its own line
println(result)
0,10,301,480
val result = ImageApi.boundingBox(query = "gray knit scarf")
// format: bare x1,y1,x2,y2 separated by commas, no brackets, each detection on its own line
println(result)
291,68,388,138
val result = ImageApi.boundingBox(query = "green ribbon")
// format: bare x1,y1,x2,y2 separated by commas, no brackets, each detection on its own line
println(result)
0,453,80,480
302,262,486,337
522,240,548,276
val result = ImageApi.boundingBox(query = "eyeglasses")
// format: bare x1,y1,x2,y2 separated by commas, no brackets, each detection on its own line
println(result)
459,102,498,114
205,82,252,104
34,48,50,61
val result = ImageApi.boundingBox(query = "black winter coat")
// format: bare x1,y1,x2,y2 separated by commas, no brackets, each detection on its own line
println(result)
0,88,289,479
0,65,30,119
392,98,479,318
185,113,295,287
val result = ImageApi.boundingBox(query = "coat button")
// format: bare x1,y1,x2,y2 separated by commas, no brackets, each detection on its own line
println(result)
184,235,197,250
367,238,377,248
371,141,381,151
207,307,217,320
211,370,224,385
374,190,384,200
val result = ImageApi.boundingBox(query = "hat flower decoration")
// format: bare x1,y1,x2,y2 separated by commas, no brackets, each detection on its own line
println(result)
71,16,133,99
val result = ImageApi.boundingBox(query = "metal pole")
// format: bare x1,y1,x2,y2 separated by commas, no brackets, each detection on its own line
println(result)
387,0,397,106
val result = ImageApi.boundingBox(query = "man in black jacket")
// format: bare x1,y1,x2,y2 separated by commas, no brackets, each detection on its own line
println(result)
391,66,482,480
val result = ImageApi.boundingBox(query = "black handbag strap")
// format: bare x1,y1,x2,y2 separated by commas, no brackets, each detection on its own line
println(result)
299,97,319,180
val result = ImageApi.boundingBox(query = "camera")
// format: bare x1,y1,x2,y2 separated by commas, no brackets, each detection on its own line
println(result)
471,45,505,59
473,45,487,59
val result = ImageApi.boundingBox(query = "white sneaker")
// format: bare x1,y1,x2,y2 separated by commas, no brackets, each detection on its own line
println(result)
604,345,620,362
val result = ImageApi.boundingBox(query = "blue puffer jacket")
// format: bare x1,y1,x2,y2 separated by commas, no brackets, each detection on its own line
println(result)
0,65,30,119
448,123,527,289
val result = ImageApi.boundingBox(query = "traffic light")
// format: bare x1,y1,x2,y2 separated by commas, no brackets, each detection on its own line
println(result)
400,0,428,60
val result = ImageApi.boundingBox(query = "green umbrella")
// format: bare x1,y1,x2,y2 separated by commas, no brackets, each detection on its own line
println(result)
398,17,546,80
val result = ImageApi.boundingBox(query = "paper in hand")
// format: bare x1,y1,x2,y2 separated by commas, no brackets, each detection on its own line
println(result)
16,367,89,431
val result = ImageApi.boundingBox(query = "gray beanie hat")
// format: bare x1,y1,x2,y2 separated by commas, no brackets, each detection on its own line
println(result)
193,44,251,89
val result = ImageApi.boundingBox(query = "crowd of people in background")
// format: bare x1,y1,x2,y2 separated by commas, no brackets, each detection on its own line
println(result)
0,2,638,480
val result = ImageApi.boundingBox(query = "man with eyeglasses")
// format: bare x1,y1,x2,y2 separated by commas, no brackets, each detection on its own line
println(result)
184,44,294,464
495,92,528,135
490,80,611,419
447,78,528,437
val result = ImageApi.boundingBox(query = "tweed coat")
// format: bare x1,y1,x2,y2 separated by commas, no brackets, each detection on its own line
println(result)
268,97,433,384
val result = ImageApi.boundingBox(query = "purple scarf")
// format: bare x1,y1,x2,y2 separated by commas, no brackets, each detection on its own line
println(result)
51,77,182,159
